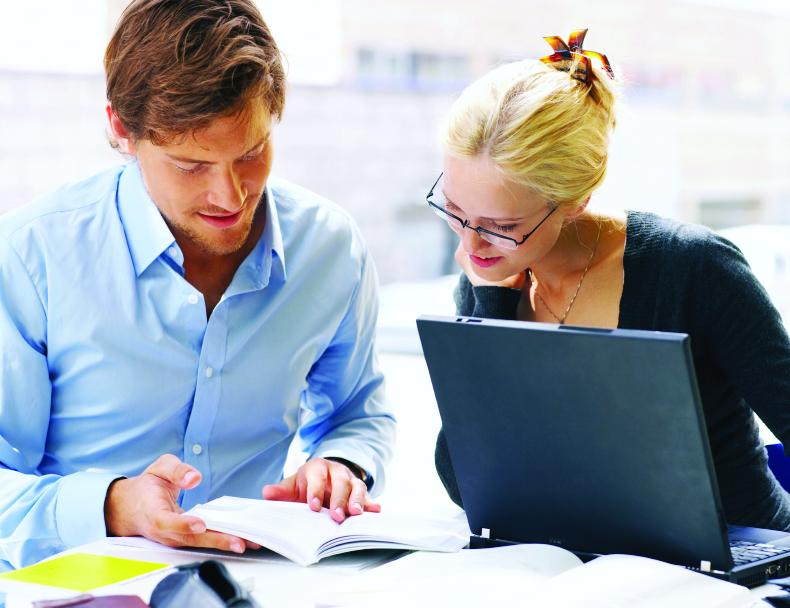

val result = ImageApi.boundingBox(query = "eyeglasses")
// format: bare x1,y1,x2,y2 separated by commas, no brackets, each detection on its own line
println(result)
426,173,557,251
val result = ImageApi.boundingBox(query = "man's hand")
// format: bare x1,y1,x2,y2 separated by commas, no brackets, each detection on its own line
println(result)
455,242,527,289
104,454,259,553
262,457,380,523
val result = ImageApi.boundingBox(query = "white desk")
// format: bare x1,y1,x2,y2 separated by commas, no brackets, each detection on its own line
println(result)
0,538,367,608
0,538,787,608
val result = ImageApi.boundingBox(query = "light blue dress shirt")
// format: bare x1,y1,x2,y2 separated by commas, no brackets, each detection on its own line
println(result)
0,162,395,569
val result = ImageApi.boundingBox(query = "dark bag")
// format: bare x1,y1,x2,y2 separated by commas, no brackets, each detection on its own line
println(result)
149,560,260,608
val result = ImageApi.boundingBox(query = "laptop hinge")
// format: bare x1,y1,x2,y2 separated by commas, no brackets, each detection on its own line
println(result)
468,535,601,562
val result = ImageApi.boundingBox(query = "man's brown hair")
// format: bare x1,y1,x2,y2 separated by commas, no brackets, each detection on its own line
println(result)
105,0,286,147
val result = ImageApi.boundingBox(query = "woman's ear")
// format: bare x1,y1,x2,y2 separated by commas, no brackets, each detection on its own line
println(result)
106,104,136,156
566,195,591,218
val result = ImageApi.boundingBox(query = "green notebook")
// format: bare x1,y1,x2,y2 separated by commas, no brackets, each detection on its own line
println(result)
0,553,169,592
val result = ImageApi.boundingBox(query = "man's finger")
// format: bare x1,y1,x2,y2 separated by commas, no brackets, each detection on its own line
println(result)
304,460,329,512
325,464,355,522
346,477,369,516
164,530,248,554
145,454,201,489
363,493,382,513
262,474,301,503
151,509,208,538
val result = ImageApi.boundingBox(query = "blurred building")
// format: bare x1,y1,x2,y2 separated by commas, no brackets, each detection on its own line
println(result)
1,0,789,284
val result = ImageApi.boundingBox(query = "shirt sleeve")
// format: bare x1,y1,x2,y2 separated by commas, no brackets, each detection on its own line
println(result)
297,248,396,497
697,233,790,449
0,237,121,568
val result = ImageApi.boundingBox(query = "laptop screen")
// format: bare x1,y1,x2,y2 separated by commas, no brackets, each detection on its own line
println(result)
417,315,733,571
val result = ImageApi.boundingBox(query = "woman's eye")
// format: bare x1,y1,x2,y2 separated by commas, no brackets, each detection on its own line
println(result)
493,223,516,233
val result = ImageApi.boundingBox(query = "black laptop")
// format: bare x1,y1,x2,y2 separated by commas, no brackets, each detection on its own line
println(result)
417,314,790,588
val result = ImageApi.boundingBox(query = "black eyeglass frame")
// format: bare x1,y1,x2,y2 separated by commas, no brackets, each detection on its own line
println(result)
426,172,558,250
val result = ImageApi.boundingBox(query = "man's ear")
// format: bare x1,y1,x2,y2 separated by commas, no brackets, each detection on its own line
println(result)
106,104,136,156
566,195,591,218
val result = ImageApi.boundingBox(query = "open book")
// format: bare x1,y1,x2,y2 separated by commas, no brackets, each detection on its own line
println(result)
186,497,470,566
317,544,762,608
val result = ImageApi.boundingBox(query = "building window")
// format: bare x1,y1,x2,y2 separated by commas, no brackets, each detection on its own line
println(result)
356,48,470,90
698,198,763,230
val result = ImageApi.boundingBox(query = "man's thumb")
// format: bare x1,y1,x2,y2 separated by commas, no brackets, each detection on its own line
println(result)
146,454,201,488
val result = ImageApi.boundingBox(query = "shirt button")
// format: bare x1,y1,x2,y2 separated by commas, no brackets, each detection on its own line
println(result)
205,367,213,378
168,246,178,258
188,294,199,304
192,443,202,455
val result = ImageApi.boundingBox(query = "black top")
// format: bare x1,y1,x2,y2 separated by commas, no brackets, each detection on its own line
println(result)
435,211,790,530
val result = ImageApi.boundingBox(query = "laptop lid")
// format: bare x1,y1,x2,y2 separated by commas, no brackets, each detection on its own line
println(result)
417,315,733,572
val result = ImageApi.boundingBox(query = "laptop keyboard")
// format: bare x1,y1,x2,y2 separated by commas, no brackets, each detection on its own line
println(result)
730,540,790,566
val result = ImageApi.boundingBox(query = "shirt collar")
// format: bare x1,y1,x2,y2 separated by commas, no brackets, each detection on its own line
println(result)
117,161,177,277
234,180,287,292
265,180,286,279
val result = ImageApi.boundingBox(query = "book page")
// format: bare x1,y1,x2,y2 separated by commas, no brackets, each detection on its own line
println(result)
317,544,583,607
106,537,404,571
521,554,754,608
188,497,342,565
187,497,470,566
318,510,470,556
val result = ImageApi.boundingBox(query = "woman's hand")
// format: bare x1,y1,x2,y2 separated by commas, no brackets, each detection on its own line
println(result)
455,242,527,289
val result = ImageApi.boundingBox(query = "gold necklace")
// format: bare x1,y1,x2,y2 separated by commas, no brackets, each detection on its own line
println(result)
532,221,602,325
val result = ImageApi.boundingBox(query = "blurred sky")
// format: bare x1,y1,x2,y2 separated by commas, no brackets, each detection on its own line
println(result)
1,0,788,77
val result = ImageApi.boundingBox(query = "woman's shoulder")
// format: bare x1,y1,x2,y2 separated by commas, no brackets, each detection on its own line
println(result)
619,211,762,332
625,211,743,266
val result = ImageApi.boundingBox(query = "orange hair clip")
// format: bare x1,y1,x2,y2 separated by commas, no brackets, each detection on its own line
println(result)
539,29,615,84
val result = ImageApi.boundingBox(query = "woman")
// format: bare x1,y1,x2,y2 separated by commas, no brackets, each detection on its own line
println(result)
432,30,790,531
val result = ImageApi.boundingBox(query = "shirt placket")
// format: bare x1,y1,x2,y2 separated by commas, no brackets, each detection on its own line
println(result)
180,292,230,510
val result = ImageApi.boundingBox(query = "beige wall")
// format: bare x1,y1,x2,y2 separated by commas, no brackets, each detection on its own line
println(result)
0,73,118,217
2,0,788,286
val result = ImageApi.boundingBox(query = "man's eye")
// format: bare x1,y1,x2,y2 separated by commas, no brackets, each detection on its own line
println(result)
240,150,263,162
174,164,202,174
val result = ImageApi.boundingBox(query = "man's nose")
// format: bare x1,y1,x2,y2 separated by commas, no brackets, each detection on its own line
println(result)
208,168,246,211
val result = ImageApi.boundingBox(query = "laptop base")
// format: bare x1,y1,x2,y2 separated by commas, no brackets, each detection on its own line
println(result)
468,534,790,588
469,535,599,563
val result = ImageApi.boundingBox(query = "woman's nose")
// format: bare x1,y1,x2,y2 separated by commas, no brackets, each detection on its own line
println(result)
461,224,487,251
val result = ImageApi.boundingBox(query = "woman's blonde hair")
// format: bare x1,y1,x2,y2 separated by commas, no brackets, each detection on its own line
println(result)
439,57,620,210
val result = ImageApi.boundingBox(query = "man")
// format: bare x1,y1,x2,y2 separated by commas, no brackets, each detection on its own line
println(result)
0,0,395,569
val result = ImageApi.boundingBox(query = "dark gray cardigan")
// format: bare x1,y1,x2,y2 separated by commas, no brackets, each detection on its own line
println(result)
435,211,790,531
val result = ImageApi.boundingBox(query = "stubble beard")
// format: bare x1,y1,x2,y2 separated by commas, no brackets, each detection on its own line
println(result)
165,208,255,256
